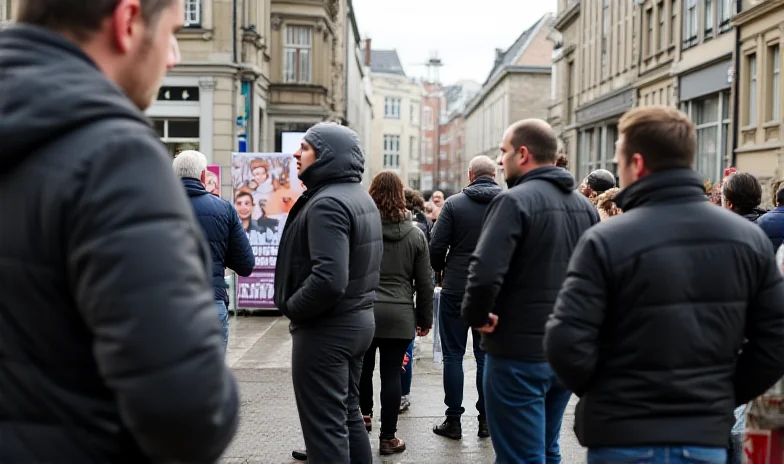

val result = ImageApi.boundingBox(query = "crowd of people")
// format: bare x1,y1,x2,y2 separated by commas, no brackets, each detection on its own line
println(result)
4,1,784,463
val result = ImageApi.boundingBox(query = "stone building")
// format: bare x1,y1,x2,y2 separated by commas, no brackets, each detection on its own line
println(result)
464,13,555,184
734,0,783,195
442,81,481,189
367,49,424,189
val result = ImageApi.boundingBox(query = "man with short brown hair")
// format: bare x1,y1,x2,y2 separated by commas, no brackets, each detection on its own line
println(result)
545,106,784,463
0,0,239,462
462,119,598,463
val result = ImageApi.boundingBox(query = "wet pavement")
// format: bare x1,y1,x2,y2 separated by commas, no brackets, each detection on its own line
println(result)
222,314,587,463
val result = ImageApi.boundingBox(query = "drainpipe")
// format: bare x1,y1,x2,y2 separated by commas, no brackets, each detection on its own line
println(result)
345,5,350,127
231,0,238,152
731,0,742,168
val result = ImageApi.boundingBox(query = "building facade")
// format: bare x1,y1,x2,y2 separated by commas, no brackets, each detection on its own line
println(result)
672,0,737,184
422,82,444,192
464,14,555,184
549,0,580,170
734,0,784,196
367,49,424,189
442,81,480,189
345,3,373,184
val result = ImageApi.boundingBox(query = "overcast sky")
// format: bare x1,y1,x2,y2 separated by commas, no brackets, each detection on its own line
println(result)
352,0,558,86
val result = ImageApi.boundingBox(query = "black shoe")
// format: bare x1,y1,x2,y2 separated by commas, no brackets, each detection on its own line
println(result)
478,419,490,438
292,449,307,461
433,418,462,440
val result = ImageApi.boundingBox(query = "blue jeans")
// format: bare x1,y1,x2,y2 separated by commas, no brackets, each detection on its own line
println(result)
215,300,229,352
401,336,414,396
587,446,727,463
483,355,572,464
439,292,485,419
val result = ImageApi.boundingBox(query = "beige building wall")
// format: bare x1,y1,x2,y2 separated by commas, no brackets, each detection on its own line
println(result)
369,74,423,189
550,1,580,174
734,0,784,202
637,0,679,109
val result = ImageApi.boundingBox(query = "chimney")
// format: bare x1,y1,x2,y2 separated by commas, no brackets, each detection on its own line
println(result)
494,48,504,67
364,38,372,66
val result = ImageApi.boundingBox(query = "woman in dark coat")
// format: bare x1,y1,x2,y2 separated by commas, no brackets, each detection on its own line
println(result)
360,172,433,456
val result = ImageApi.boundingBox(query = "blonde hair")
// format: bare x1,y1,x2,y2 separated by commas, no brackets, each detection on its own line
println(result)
596,187,622,221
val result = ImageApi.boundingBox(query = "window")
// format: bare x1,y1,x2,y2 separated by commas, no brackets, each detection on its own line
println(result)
422,139,433,163
719,0,732,27
749,54,757,126
409,136,417,160
439,152,447,160
704,0,714,35
770,45,780,122
646,9,654,56
682,91,731,183
658,3,665,51
670,0,677,45
0,0,7,23
683,0,697,47
439,134,447,145
184,0,201,27
283,26,312,84
423,107,433,130
384,97,401,119
409,103,419,124
566,61,574,124
152,118,200,157
383,135,401,169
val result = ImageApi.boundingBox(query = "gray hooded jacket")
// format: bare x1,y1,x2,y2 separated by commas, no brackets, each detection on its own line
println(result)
273,124,384,327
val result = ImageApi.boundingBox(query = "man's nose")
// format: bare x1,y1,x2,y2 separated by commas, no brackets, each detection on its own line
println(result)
168,36,181,69
496,154,503,166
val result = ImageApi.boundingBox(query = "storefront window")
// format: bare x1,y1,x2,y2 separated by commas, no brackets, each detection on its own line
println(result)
684,92,729,183
152,118,200,158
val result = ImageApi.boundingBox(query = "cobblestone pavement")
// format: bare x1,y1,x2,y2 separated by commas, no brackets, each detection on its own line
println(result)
222,314,587,463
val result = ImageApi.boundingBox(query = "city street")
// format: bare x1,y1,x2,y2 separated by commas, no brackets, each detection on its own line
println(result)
222,315,586,463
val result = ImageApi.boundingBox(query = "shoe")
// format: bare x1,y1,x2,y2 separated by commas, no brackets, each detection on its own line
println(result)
379,436,406,455
363,415,372,433
399,395,411,413
291,449,307,461
478,419,490,438
433,418,462,440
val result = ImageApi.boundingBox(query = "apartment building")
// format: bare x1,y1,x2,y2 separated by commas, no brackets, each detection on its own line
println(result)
550,0,580,170
368,49,424,190
442,81,481,189
464,13,555,184
734,0,784,192
672,0,736,183
636,0,678,109
422,82,444,192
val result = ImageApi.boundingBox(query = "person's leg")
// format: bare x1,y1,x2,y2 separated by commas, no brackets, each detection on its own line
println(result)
377,338,411,455
400,336,414,411
347,326,375,464
483,355,549,464
359,339,378,419
544,368,573,464
471,328,489,437
215,300,229,353
433,293,468,439
291,329,353,463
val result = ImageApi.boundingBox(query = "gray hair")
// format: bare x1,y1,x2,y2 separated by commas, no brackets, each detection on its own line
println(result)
469,155,496,179
173,150,208,179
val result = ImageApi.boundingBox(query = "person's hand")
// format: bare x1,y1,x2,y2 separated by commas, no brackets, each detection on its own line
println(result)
417,327,430,337
475,313,498,334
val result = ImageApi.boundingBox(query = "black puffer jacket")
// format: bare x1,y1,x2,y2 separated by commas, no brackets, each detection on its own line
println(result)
545,169,784,448
0,25,238,463
430,176,502,296
462,167,599,360
274,124,383,328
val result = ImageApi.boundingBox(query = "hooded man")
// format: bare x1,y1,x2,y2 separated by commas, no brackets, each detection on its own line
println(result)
274,123,383,464
0,1,239,462
462,119,599,463
580,169,617,202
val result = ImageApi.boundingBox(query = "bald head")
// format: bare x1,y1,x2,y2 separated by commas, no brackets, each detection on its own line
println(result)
508,119,558,165
469,155,496,180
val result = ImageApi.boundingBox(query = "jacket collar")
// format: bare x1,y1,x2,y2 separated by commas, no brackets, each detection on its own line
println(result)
614,169,707,211
181,177,209,197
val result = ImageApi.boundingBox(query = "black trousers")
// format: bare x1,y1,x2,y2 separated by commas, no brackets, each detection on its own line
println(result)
358,337,414,438
291,314,375,464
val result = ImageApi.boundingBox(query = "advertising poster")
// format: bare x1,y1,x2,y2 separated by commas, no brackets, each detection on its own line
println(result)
231,152,304,308
205,165,221,197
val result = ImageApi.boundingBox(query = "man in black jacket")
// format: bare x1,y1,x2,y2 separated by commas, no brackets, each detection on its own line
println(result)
274,123,383,464
430,155,501,440
174,150,255,351
462,119,599,463
0,1,239,463
545,106,784,464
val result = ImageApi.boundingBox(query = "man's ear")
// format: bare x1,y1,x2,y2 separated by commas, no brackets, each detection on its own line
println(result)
200,170,207,183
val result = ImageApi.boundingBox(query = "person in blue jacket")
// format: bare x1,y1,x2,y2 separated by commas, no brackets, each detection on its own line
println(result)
174,150,255,351
757,184,784,252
